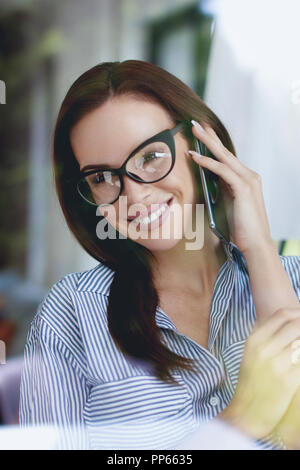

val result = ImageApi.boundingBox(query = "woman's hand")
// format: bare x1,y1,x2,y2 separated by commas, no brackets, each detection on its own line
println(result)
219,307,300,441
274,386,300,449
188,120,273,256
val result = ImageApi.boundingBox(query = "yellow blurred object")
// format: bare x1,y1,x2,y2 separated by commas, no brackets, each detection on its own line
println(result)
277,240,300,256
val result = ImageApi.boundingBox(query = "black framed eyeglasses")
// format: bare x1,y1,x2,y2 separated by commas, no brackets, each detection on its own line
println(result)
76,121,185,206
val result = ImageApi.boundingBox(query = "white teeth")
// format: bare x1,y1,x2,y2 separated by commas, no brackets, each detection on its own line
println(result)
137,202,168,225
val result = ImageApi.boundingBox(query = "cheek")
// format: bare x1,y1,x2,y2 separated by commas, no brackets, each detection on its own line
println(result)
98,206,118,227
171,155,199,203
98,204,130,239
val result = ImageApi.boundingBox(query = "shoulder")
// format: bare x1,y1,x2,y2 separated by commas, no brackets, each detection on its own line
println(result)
231,244,300,298
278,254,300,294
278,253,300,272
232,240,300,286
27,261,116,351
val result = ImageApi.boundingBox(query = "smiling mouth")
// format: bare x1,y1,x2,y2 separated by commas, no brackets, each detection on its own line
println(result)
127,197,173,224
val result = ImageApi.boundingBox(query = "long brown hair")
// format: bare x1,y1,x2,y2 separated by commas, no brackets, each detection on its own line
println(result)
53,60,236,385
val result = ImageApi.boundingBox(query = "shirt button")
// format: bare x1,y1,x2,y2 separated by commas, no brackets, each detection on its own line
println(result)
209,396,219,406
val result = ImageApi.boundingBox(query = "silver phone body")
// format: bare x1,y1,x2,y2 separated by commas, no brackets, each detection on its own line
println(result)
194,136,230,245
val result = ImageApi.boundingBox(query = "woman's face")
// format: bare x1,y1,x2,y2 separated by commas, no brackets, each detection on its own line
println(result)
70,94,201,252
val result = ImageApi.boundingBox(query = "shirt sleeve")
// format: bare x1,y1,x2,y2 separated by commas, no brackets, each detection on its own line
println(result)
280,254,300,301
19,312,91,449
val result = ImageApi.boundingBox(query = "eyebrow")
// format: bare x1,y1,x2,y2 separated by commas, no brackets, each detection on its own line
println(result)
80,137,144,173
80,163,114,173
79,127,167,173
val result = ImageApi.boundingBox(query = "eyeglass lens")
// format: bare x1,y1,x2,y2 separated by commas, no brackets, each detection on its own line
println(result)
77,140,172,205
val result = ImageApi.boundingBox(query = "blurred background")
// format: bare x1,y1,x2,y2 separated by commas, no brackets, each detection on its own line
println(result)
0,0,299,432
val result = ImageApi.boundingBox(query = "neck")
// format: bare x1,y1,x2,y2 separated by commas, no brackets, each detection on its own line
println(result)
150,217,228,297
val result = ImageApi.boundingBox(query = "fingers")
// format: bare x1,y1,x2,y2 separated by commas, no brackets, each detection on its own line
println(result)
268,343,300,389
190,120,254,179
249,308,300,347
245,338,300,403
189,119,265,199
246,308,300,393
188,151,242,193
256,316,300,361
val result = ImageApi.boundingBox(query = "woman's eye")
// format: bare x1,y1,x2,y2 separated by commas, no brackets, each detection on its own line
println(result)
143,152,157,162
90,173,104,185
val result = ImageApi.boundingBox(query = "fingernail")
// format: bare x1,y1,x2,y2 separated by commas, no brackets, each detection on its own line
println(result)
188,150,202,158
191,120,204,132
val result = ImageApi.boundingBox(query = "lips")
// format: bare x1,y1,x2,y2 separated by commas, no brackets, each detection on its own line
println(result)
127,197,173,222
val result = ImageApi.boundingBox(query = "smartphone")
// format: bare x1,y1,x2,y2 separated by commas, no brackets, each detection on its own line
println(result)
194,136,230,244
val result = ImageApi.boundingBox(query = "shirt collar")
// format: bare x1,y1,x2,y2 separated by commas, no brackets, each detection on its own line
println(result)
155,240,247,332
76,240,247,296
226,240,248,272
77,262,115,295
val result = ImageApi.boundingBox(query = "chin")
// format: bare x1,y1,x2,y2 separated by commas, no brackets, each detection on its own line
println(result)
115,220,184,251
135,235,183,252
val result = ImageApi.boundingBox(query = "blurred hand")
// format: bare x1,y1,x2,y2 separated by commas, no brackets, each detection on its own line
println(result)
274,357,300,449
219,307,300,442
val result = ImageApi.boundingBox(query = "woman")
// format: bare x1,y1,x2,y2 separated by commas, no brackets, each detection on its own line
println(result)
19,60,300,450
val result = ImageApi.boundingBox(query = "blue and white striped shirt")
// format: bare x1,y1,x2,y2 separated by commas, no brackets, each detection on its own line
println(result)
19,241,300,450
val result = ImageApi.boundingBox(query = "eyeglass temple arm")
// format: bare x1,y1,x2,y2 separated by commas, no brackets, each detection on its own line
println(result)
170,122,185,136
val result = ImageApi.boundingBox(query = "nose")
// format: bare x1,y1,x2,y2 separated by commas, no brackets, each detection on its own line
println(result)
121,174,152,206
